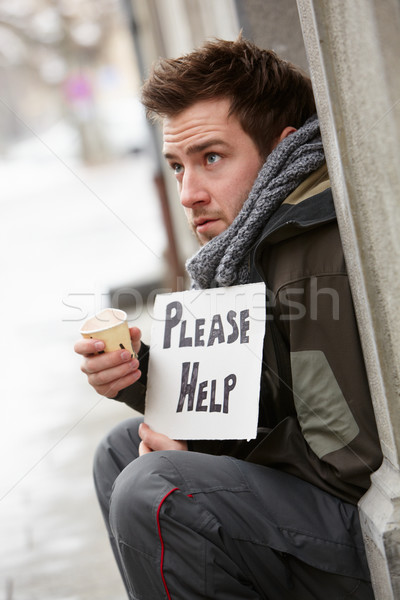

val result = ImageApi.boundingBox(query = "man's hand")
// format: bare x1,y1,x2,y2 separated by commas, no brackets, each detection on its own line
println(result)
138,422,188,455
74,326,142,399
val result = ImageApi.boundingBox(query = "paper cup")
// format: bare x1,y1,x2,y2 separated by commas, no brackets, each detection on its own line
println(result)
80,308,135,356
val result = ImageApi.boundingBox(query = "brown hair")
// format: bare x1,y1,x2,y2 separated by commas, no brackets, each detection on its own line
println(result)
141,36,316,157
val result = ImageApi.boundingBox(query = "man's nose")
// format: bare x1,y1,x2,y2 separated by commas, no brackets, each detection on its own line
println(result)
179,169,210,208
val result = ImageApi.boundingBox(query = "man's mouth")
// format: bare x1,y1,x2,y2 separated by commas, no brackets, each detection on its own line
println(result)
194,217,218,230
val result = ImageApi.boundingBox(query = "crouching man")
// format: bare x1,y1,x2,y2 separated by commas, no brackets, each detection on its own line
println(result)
75,37,381,599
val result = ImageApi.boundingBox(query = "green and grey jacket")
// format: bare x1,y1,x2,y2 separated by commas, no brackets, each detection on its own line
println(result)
118,166,382,505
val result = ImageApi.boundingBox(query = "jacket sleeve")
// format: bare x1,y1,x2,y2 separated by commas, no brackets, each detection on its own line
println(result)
114,341,150,414
246,222,383,504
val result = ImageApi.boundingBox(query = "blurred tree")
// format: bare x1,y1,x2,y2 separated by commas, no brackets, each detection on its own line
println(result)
0,0,127,162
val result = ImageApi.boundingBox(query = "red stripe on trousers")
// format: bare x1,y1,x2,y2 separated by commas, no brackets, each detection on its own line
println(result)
156,487,193,599
157,487,179,599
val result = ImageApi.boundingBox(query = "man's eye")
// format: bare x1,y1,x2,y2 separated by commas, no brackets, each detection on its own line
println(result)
172,163,183,174
206,153,221,165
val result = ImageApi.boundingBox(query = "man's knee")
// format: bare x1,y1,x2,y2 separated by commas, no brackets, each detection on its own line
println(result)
93,417,142,509
109,451,184,547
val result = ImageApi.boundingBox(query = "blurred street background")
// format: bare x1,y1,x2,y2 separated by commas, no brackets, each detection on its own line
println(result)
0,1,308,598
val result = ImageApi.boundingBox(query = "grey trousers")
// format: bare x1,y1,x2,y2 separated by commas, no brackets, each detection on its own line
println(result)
93,417,374,600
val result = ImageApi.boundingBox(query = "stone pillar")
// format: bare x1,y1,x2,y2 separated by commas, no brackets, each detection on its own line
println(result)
296,1,400,597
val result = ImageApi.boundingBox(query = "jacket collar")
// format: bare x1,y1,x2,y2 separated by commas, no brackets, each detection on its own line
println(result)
255,165,336,247
248,167,336,283
283,164,330,206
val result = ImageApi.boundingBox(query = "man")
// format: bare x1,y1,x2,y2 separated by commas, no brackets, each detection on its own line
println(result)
75,37,382,599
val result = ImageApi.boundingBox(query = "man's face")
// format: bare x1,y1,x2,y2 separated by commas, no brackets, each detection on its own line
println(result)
162,98,264,245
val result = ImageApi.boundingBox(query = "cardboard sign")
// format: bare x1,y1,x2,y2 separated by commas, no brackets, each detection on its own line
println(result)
144,282,266,440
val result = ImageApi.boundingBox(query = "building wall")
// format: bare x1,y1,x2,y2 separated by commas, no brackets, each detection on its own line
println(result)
235,0,309,72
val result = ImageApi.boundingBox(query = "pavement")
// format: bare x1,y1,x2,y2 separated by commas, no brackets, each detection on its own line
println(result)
0,150,166,599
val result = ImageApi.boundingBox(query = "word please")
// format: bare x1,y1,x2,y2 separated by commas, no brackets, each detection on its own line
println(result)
163,301,250,349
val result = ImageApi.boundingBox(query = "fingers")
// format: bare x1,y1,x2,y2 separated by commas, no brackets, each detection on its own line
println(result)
74,337,105,357
76,341,142,399
138,423,188,452
129,327,142,355
88,356,140,398
82,347,133,375
84,355,139,386
138,440,152,456
74,324,145,399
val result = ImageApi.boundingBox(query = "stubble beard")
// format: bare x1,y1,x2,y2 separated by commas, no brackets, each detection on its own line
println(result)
190,192,250,246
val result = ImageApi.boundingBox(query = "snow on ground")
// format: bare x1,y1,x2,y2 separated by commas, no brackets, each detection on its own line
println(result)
0,147,166,599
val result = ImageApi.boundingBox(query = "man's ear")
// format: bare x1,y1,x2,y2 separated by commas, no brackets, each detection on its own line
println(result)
278,126,297,142
271,126,297,151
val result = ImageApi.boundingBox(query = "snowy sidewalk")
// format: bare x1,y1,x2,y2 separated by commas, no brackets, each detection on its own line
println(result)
0,153,165,599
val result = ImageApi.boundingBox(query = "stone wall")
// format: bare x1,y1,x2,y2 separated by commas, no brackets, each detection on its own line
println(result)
296,1,400,597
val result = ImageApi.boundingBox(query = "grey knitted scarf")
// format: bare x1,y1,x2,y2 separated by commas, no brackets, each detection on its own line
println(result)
186,114,325,289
